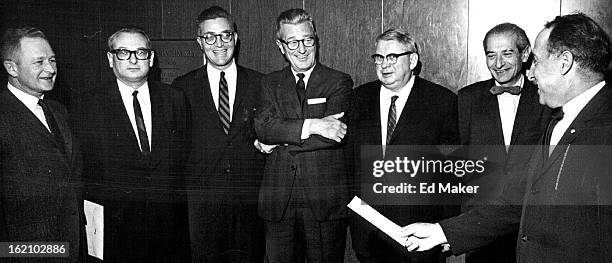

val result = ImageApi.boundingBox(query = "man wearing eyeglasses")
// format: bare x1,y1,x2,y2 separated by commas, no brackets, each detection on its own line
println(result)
254,8,353,263
72,27,190,262
171,6,266,263
349,28,459,263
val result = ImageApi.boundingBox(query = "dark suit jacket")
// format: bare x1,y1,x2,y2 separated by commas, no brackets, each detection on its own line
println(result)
0,88,85,263
171,65,265,261
349,77,459,262
254,64,353,222
457,78,550,262
72,80,190,262
441,83,612,263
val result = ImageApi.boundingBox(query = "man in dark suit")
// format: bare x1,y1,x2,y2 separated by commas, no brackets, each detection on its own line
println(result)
401,13,612,263
349,28,459,263
72,27,190,262
171,6,265,263
254,8,353,263
0,27,86,262
457,23,550,263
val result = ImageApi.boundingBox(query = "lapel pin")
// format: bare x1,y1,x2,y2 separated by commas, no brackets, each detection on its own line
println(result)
570,129,575,134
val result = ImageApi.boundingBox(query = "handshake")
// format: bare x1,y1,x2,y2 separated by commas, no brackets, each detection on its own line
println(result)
398,222,450,252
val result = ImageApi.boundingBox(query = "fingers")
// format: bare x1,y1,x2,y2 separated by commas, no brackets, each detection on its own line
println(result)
400,224,417,238
405,236,420,252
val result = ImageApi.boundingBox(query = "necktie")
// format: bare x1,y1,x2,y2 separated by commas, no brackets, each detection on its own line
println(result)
38,99,61,137
132,90,150,155
543,107,564,158
490,85,522,95
219,71,230,134
296,73,306,107
386,95,399,145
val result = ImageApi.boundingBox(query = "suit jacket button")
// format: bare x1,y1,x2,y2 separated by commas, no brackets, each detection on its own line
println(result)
48,169,52,175
521,235,528,242
225,168,231,173
226,141,232,147
290,165,296,170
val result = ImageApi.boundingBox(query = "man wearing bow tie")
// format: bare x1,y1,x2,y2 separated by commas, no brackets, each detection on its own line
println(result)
456,23,551,263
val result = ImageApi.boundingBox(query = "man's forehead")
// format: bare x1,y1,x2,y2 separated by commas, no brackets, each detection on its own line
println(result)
113,32,148,48
18,37,53,56
486,33,519,50
376,40,406,52
199,17,233,32
280,23,315,38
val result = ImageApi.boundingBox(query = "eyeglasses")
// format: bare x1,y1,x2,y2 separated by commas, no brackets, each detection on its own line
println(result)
198,32,234,45
110,49,152,60
371,51,413,65
278,37,316,50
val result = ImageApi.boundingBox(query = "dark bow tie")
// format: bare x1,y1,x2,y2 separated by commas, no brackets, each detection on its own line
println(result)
489,85,521,95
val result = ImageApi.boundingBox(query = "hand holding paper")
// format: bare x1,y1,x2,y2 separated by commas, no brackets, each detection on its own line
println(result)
400,222,448,252
347,196,405,246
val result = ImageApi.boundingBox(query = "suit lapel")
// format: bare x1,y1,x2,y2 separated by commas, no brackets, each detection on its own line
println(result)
537,84,612,175
231,66,248,136
106,81,143,154
478,79,505,146
197,67,226,132
281,67,303,118
148,81,166,167
2,90,58,142
510,80,539,145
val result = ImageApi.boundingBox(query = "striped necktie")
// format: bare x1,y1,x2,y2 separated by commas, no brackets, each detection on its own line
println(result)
386,95,399,145
219,71,230,134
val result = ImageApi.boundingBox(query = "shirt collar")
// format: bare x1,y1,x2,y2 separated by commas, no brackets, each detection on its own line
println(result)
561,80,606,121
291,63,316,83
380,74,415,99
207,59,237,78
494,74,524,88
7,82,43,109
116,78,149,97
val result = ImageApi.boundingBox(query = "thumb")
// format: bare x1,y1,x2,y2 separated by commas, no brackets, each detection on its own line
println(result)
330,112,345,119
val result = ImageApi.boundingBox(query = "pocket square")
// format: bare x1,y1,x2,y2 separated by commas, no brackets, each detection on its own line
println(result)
307,98,326,105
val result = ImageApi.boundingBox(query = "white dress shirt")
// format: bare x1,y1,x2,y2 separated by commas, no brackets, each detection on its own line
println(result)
207,59,237,122
379,75,415,146
495,75,523,147
117,79,152,151
7,83,50,132
550,81,606,147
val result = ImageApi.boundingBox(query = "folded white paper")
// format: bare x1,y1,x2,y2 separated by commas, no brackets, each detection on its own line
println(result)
307,97,326,104
347,196,405,246
84,200,104,260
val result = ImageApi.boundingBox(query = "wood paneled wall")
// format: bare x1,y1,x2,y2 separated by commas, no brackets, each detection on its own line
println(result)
2,0,611,99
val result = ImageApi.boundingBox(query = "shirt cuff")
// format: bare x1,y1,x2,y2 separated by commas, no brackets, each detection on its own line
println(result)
301,119,311,140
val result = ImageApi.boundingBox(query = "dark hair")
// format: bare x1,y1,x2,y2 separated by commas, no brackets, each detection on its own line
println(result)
196,6,237,33
483,23,530,52
544,13,612,75
275,8,316,40
107,26,151,50
1,27,47,62
376,28,420,56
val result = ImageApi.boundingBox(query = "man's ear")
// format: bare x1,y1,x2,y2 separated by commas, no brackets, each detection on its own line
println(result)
149,51,155,67
106,52,114,68
409,53,419,71
558,50,574,75
275,40,285,55
196,37,204,50
3,60,18,78
521,45,531,63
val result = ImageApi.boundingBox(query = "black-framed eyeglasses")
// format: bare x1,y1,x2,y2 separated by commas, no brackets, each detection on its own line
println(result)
278,37,316,50
371,51,413,65
110,49,152,60
198,32,234,45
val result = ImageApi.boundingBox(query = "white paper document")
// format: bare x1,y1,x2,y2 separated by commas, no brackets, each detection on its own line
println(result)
347,196,405,246
84,200,104,260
